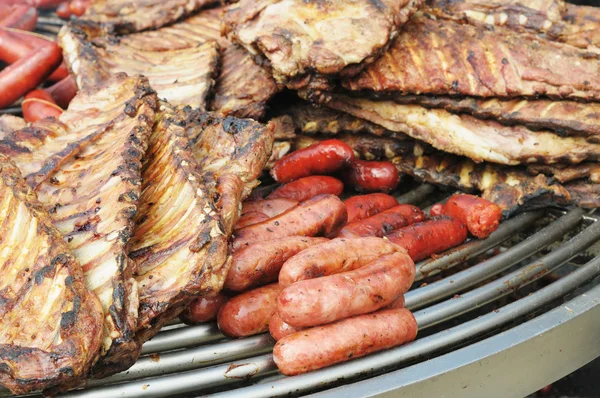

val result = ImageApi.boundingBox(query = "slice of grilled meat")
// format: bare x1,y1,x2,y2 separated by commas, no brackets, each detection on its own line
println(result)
0,115,25,139
344,12,600,101
0,155,103,395
560,4,600,50
130,103,229,344
327,95,600,165
59,21,219,110
527,163,600,184
223,0,423,100
564,181,600,209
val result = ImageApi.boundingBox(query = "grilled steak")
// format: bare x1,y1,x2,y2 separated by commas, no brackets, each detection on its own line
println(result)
344,12,600,101
327,95,600,165
561,4,600,50
59,21,219,110
1,74,158,378
223,0,423,100
0,156,103,395
0,115,25,139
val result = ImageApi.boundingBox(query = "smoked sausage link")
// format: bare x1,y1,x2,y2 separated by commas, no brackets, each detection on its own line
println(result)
344,159,400,193
269,312,304,342
241,198,298,219
430,194,502,239
267,176,344,202
180,294,228,325
337,204,425,238
344,193,399,223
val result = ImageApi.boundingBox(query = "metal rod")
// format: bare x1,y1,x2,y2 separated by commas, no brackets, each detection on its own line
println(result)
141,323,224,355
396,184,436,205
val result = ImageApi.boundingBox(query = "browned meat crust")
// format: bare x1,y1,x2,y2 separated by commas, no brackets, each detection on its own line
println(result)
327,95,600,165
527,163,600,184
344,12,600,101
0,155,103,395
564,181,600,208
392,95,600,141
0,115,25,139
223,0,423,97
59,21,219,110
561,4,600,50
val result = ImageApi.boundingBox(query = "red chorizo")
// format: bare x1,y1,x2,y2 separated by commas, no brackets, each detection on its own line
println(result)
233,194,347,251
225,236,329,292
69,0,91,16
386,216,468,261
337,204,425,239
22,89,62,122
273,307,418,375
180,294,228,325
267,175,344,202
234,211,270,231
56,2,72,19
344,160,400,193
270,139,355,183
0,6,37,31
430,194,502,239
278,237,404,287
217,283,283,338
45,75,78,108
344,193,399,223
241,198,298,219
278,252,415,327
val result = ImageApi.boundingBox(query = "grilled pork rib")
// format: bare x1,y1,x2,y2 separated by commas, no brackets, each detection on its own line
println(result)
344,12,600,101
561,4,600,50
0,155,103,395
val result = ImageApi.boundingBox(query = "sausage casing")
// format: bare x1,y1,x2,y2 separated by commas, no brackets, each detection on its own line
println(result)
241,198,298,218
337,204,425,238
180,294,229,325
344,159,400,193
267,175,344,202
430,194,502,239
344,193,399,223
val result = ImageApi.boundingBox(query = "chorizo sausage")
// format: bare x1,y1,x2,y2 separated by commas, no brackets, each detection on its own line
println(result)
278,237,404,287
22,89,62,122
270,139,355,183
0,6,37,31
233,194,347,252
234,211,270,231
344,193,399,223
386,216,468,261
180,294,228,325
278,252,415,327
267,175,344,202
337,204,425,239
269,313,304,342
241,198,298,219
217,283,283,338
45,75,78,108
273,307,417,375
430,194,502,239
344,160,400,193
225,236,329,292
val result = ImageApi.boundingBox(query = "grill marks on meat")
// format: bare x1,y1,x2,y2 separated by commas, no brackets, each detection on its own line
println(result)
344,13,600,101
223,0,422,98
59,22,219,111
0,156,103,395
129,103,228,344
561,4,600,50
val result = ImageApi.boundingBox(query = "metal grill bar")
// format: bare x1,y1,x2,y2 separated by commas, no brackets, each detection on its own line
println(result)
141,323,223,355
395,184,436,205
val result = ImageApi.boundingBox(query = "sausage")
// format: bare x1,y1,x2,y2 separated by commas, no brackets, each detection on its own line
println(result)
217,283,283,338
234,211,270,231
0,6,37,31
267,176,344,202
241,198,298,219
69,0,91,16
180,294,228,325
22,89,62,122
429,194,502,239
279,237,404,287
278,252,415,327
344,160,400,193
344,193,399,223
0,42,62,109
386,216,468,261
270,139,355,183
233,194,347,251
273,307,418,375
225,236,329,292
45,75,78,108
337,204,426,239
56,2,72,19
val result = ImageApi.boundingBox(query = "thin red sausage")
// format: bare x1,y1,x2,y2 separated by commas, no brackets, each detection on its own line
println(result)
22,89,62,122
270,139,355,183
273,307,418,375
241,198,298,219
337,204,425,239
267,176,344,202
233,194,347,252
69,0,91,16
56,2,72,19
269,313,304,342
180,294,228,325
430,194,502,239
0,6,37,31
278,237,404,287
234,211,270,231
45,75,78,108
217,283,283,338
386,216,468,261
225,236,329,292
0,42,62,109
278,252,415,328
344,160,401,193
344,193,399,223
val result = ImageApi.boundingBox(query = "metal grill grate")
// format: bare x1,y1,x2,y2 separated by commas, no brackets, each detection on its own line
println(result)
3,184,600,398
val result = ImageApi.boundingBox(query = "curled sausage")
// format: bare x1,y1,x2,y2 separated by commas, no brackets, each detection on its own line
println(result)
180,294,228,325
22,89,63,122
233,194,347,252
225,236,329,292
344,160,400,193
278,252,415,327
344,193,399,223
241,198,298,219
430,194,502,239
267,175,344,202
45,75,78,108
0,6,37,31
270,139,355,183
278,237,404,287
337,204,425,239
217,283,283,338
386,216,468,261
273,307,418,375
